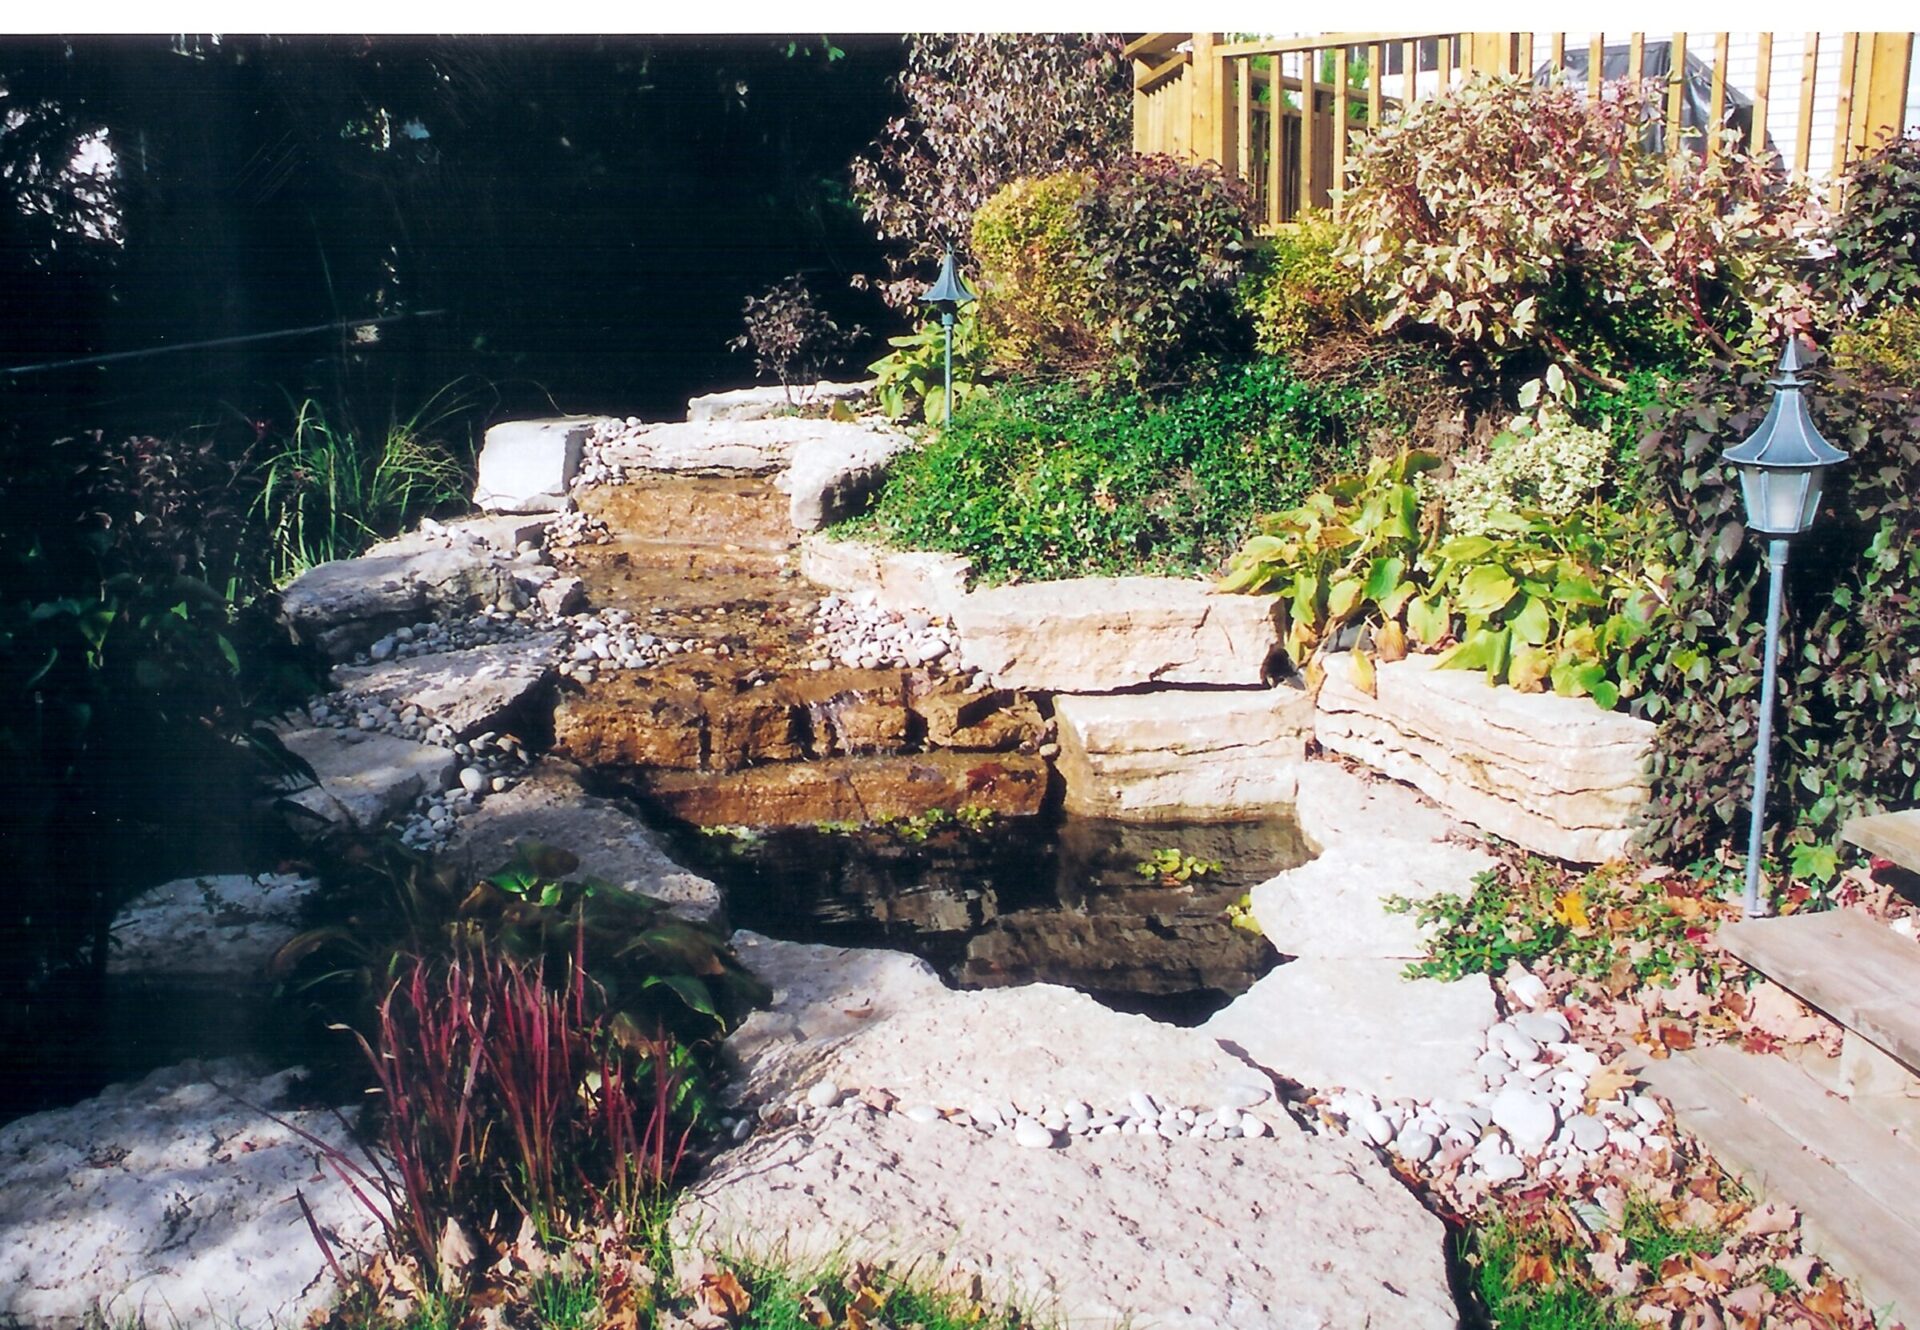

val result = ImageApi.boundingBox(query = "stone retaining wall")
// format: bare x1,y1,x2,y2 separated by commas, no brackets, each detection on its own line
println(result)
1315,651,1655,862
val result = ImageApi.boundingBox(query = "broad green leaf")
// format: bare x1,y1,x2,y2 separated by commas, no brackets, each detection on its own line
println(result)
1327,576,1363,619
1510,594,1553,646
1407,594,1451,645
1455,565,1518,616
1362,556,1407,604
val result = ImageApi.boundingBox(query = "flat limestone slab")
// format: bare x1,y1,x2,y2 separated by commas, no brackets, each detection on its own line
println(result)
0,1060,383,1329
1250,839,1496,960
279,726,456,829
953,577,1282,692
1053,686,1313,819
723,932,1273,1113
331,631,563,739
1645,1045,1920,1325
1291,759,1460,853
1719,908,1920,1077
472,417,590,513
1205,959,1495,1103
598,418,876,476
441,763,723,924
673,1109,1455,1330
687,380,873,422
799,535,972,619
1843,809,1920,875
1315,652,1654,862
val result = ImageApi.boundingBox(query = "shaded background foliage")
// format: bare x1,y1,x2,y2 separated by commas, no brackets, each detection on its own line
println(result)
0,33,910,1118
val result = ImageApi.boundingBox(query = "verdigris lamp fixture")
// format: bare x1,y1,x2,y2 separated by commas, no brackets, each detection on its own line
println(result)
920,248,975,422
1722,337,1848,918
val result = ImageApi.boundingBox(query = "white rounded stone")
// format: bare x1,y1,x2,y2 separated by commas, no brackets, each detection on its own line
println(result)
1489,1086,1558,1155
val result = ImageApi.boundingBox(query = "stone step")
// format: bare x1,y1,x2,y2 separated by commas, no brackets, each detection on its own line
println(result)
1719,908,1920,1077
1644,1044,1920,1324
1843,809,1920,875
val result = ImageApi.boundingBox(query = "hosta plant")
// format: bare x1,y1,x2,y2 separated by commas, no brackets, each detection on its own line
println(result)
1217,449,1437,689
1219,450,1672,708
868,304,989,424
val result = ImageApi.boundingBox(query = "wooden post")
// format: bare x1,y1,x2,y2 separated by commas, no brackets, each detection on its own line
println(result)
1752,33,1773,154
1190,32,1227,164
1795,33,1819,176
1300,50,1318,217
1831,31,1860,195
1550,32,1566,79
1860,33,1916,156
1589,33,1605,99
1708,32,1730,159
1403,39,1417,107
1667,31,1689,153
1235,57,1253,184
1466,32,1512,77
1268,60,1285,227
1628,32,1645,84
1367,42,1383,129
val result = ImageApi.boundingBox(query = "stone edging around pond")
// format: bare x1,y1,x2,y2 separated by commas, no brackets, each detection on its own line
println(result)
800,531,1656,864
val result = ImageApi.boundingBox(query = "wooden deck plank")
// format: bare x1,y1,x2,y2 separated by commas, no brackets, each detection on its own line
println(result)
1720,908,1920,1076
1843,809,1920,874
1645,1049,1920,1323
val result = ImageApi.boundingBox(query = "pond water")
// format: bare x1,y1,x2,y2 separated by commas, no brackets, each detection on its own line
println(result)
665,811,1313,1025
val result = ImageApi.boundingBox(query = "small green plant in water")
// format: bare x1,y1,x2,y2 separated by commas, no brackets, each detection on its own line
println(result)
1135,847,1223,884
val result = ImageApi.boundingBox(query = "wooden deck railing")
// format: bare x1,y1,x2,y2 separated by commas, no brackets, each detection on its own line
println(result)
1128,31,1917,227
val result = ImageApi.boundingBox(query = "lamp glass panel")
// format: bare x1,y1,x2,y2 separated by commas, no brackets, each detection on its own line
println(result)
1796,468,1826,531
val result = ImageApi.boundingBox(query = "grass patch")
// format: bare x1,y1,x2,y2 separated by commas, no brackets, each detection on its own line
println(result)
1466,1214,1637,1330
854,357,1410,585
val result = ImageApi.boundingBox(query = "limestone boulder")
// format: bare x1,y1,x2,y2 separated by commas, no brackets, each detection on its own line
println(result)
472,417,590,513
674,1109,1454,1330
953,578,1282,692
107,872,316,982
799,535,971,619
1290,759,1460,854
278,541,519,660
278,727,456,830
440,763,723,923
1314,652,1655,862
0,1060,384,1330
685,933,1456,1330
1205,959,1495,1103
686,379,873,422
1053,686,1312,819
330,631,563,740
776,424,912,532
1249,839,1496,959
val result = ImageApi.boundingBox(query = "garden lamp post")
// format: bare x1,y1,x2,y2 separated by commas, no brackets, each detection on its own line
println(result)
1722,337,1849,918
921,248,975,421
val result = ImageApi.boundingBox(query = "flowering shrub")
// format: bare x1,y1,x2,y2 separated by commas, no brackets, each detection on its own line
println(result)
1436,414,1613,536
968,155,1256,387
1340,74,1815,386
1820,127,1920,322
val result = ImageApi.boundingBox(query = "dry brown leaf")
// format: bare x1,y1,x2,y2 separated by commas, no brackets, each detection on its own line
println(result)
1746,984,1828,1045
697,1270,753,1321
797,1292,834,1328
1586,1059,1641,1105
1802,1276,1849,1319
1374,619,1409,662
1743,1199,1797,1236
436,1218,478,1283
1509,1251,1555,1288
1663,972,1713,1019
1350,647,1377,697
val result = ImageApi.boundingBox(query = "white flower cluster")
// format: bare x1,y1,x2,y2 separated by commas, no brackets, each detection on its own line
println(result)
1436,411,1611,536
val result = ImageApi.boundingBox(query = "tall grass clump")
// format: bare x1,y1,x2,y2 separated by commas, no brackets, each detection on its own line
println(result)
254,387,469,583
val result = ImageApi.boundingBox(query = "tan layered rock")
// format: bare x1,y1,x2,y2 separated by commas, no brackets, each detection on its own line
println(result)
954,578,1282,692
1314,653,1655,863
908,677,1045,752
1053,686,1312,820
628,751,1048,828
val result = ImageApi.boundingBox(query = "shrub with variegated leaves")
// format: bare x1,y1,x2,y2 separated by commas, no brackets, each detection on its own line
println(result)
1340,74,1815,387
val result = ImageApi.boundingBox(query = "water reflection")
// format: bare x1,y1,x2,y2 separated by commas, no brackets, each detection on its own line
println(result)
673,813,1310,1025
